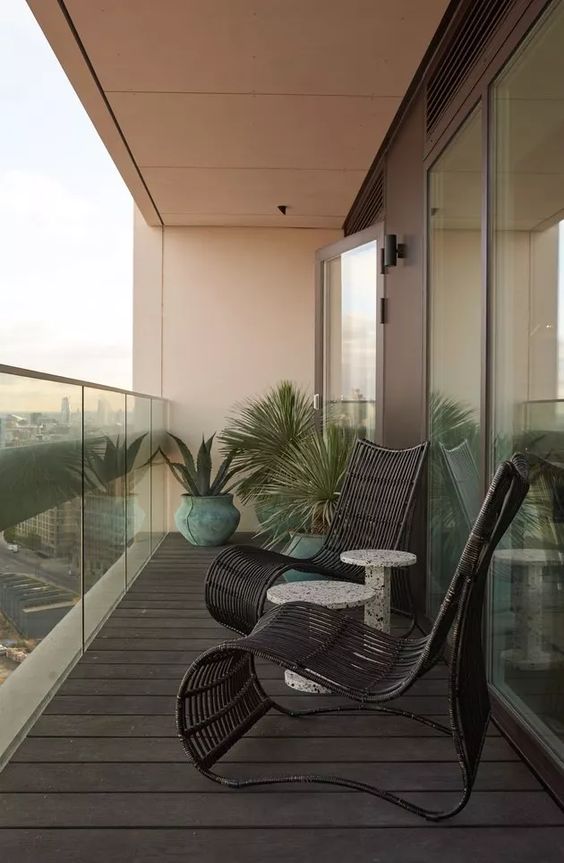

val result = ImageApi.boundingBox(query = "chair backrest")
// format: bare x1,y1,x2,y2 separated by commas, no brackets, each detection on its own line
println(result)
312,439,428,581
423,453,529,784
440,439,481,529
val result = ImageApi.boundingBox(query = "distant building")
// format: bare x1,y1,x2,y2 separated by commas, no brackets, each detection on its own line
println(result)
60,397,71,425
97,398,111,426
15,499,80,563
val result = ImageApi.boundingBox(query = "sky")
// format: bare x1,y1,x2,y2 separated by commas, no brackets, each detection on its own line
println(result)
0,0,133,394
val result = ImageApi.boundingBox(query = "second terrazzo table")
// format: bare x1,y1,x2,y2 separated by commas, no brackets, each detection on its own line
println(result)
340,549,417,633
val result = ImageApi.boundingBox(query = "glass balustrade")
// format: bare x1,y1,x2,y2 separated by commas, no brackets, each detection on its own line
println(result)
0,366,167,764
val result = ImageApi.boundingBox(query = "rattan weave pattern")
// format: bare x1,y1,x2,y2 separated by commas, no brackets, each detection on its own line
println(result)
178,453,529,821
205,440,428,635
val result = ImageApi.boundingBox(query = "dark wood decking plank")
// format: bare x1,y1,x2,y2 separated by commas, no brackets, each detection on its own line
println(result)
11,735,516,763
43,693,462,715
55,675,458,699
67,662,287,680
0,790,561,828
27,713,472,738
1,827,564,863
0,760,540,793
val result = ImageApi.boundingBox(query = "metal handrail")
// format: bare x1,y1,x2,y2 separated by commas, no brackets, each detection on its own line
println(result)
0,362,164,401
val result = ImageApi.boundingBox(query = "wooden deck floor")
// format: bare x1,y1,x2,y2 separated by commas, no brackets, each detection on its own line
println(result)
1,532,563,862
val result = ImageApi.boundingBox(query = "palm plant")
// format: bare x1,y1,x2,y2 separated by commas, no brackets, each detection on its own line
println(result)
257,424,357,547
161,433,239,496
219,381,315,503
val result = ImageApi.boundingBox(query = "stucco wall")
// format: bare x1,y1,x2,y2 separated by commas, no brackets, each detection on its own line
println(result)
134,221,341,529
132,206,163,397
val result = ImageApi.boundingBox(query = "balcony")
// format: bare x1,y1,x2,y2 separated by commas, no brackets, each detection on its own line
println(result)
1,0,564,856
0,534,563,860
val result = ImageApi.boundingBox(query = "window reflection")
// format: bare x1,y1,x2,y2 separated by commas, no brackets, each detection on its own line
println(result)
427,107,483,615
491,0,564,762
323,240,378,439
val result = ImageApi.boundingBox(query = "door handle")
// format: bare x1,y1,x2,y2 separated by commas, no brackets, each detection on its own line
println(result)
313,393,320,410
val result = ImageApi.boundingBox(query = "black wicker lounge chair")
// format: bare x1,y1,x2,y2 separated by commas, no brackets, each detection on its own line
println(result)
177,453,529,821
205,439,429,635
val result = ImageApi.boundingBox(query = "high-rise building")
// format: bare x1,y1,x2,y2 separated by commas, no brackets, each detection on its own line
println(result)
60,397,70,425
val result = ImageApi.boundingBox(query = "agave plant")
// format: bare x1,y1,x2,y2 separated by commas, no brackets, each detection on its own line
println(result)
219,381,315,503
257,424,357,547
84,434,148,495
161,433,239,496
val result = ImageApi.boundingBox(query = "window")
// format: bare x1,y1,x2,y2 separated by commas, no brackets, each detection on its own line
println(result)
490,0,564,763
427,107,483,614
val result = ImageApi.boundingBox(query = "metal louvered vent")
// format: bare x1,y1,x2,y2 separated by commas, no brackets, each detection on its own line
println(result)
344,169,384,235
426,0,516,136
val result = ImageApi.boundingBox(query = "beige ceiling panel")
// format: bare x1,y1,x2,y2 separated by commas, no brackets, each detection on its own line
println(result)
65,0,448,97
26,0,161,225
143,166,365,218
161,213,344,228
108,92,398,171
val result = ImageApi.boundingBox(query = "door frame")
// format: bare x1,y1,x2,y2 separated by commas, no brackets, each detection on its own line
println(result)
314,222,385,443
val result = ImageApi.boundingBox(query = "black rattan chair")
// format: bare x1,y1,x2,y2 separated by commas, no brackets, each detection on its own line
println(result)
205,439,429,635
177,453,529,821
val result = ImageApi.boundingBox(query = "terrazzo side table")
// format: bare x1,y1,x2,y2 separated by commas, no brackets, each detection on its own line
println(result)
495,548,564,670
340,549,417,633
266,580,376,693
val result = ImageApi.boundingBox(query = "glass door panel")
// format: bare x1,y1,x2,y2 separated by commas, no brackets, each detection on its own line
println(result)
319,232,381,440
427,106,483,616
490,0,564,764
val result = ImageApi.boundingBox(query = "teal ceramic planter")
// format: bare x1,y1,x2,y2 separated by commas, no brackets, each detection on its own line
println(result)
282,531,326,583
175,494,240,547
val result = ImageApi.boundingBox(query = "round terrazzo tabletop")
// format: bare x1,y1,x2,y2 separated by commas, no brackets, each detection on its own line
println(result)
267,579,375,610
340,549,417,568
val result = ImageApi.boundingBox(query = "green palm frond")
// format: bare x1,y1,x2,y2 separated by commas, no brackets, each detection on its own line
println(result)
219,381,315,503
257,424,357,546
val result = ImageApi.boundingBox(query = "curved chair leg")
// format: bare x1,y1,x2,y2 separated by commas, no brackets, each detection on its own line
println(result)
270,698,451,735
192,736,472,823
177,650,470,821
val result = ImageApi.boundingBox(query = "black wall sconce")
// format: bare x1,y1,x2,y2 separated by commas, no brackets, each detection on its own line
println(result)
382,234,406,270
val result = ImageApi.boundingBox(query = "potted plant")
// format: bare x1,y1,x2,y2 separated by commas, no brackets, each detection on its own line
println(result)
161,433,240,546
258,424,357,581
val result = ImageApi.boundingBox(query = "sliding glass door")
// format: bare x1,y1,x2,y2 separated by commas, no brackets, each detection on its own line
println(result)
489,0,564,763
427,0,564,771
427,107,483,615
316,227,383,441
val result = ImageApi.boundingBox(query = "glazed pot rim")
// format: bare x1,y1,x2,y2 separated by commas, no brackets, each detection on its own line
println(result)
180,493,234,500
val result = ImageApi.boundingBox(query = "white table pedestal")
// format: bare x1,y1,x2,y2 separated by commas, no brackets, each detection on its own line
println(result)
340,550,417,634
495,549,563,671
364,565,392,632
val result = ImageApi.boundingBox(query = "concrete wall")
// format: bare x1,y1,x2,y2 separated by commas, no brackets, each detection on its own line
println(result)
134,222,341,529
383,92,426,448
132,206,163,397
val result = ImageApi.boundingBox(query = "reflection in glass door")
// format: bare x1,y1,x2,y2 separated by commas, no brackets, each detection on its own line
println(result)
490,0,564,765
317,230,381,440
427,107,483,616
